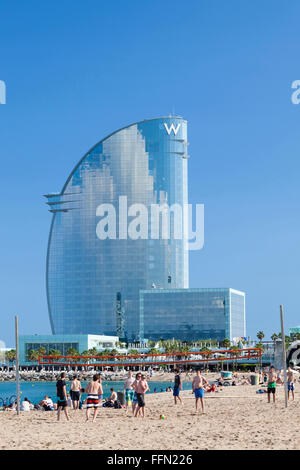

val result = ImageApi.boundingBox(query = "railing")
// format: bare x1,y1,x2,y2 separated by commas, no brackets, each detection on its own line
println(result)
39,347,261,368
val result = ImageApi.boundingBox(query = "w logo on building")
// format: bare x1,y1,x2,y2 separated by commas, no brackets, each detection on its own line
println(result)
0,80,6,104
164,122,181,135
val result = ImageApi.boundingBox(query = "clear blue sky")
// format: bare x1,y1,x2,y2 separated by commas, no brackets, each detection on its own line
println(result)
1,0,300,346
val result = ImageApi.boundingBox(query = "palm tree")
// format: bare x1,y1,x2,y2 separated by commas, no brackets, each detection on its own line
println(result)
255,342,264,372
28,349,39,366
5,349,16,366
199,346,211,369
285,336,292,350
81,350,91,370
128,349,139,356
221,338,231,370
88,347,98,356
217,355,226,371
49,349,62,357
109,349,119,357
173,344,190,368
222,338,231,349
147,348,160,355
66,348,79,370
230,345,239,370
48,349,62,373
257,331,265,342
271,333,278,343
67,347,79,356
37,346,47,365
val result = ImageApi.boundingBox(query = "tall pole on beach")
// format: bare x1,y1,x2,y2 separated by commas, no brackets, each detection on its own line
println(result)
280,305,288,408
15,316,20,415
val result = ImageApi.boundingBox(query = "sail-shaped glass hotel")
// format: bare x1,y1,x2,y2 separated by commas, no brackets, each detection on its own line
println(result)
45,117,189,341
45,116,246,342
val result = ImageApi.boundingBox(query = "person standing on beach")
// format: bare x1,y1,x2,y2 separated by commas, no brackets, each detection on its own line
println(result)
192,369,208,414
173,369,183,405
123,370,135,414
56,372,70,421
132,372,142,415
287,366,295,401
70,374,81,410
134,374,149,418
267,366,277,403
85,374,103,422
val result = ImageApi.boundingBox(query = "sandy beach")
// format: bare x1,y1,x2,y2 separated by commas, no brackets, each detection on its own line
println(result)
0,384,299,450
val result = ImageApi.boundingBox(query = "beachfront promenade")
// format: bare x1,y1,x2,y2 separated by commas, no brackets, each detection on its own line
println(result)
0,385,299,450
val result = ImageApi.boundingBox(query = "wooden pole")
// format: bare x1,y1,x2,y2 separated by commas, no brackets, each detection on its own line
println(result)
280,305,288,408
15,316,20,415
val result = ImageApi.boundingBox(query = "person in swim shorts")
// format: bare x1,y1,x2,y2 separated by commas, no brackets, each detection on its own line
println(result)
70,374,81,410
267,366,276,403
123,370,135,414
287,366,295,401
56,372,70,421
134,374,149,418
173,369,183,405
85,374,103,422
192,369,208,413
132,373,142,416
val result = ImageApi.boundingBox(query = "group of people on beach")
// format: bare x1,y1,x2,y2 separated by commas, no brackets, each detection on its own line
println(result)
262,365,296,402
6,364,296,417
53,367,211,421
54,370,151,422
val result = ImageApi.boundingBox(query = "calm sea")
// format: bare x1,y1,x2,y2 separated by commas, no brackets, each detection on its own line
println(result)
0,380,193,404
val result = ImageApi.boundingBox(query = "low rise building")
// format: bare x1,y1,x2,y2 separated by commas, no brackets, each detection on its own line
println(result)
19,334,119,366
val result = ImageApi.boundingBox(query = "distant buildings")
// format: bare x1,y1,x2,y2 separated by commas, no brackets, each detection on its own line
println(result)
289,326,300,336
44,117,246,343
19,334,119,366
140,288,245,342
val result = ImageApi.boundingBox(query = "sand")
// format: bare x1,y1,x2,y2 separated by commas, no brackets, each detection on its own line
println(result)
0,383,299,450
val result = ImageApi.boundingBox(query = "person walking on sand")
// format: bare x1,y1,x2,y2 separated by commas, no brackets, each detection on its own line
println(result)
134,374,149,418
173,369,183,405
70,374,81,410
267,366,277,403
85,374,103,422
123,370,135,414
56,372,70,421
287,366,295,401
192,369,208,414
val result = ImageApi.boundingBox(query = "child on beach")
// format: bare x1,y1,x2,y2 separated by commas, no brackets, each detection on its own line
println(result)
267,366,277,403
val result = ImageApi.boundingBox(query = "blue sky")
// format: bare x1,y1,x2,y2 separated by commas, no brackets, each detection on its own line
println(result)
1,0,300,346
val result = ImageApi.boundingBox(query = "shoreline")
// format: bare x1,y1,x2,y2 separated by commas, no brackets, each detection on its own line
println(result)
0,371,248,383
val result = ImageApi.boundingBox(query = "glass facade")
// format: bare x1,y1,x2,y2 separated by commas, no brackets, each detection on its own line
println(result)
46,117,189,340
25,342,79,361
230,289,246,340
19,334,119,365
140,288,245,342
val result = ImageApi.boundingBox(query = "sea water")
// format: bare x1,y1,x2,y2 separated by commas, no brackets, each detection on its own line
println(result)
0,380,193,405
